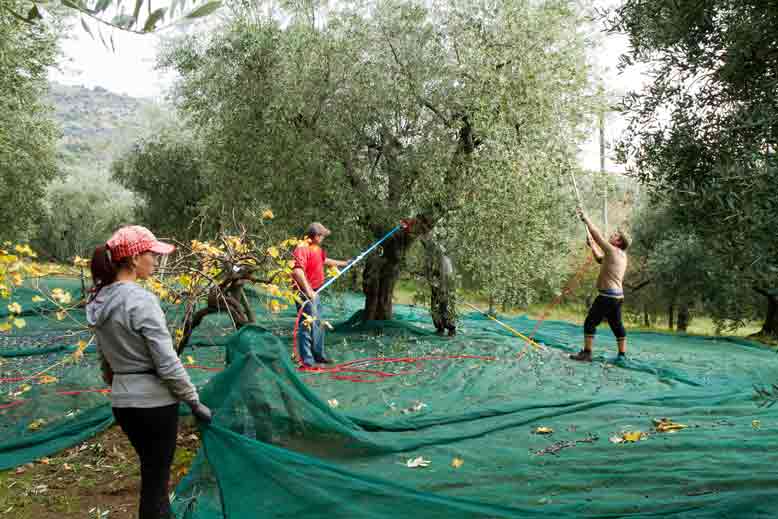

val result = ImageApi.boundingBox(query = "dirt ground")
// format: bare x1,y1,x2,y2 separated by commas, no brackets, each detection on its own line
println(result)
0,420,201,519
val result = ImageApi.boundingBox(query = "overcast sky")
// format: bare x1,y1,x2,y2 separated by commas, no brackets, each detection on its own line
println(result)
48,0,647,172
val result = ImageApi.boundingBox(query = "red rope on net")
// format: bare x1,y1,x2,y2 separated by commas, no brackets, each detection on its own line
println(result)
298,354,495,383
528,253,594,342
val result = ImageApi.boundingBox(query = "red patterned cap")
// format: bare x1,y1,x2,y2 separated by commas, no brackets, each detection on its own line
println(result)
106,226,175,261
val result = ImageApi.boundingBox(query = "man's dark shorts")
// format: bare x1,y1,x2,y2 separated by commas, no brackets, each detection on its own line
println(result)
584,295,626,339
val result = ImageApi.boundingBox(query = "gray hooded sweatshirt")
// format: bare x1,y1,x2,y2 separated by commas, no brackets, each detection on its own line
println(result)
86,282,199,408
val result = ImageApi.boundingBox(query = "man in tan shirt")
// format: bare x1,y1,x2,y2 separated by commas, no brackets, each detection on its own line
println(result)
570,208,630,362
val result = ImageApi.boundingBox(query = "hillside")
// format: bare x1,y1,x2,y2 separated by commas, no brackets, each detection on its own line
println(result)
46,82,167,169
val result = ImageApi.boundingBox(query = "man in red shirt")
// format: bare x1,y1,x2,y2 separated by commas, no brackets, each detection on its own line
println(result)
292,222,350,367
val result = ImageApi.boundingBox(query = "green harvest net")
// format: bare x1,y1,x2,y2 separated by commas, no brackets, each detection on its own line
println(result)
173,296,778,519
2,278,778,517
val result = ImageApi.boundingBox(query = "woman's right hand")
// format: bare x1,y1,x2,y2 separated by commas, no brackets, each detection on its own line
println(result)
189,401,213,423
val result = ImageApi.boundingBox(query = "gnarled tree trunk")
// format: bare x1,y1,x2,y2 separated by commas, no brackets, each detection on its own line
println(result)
754,287,778,338
676,302,691,332
362,233,409,321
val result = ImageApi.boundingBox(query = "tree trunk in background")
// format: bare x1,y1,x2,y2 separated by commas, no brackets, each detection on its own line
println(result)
643,305,650,327
677,302,691,332
668,302,675,330
349,267,359,292
763,294,778,336
754,288,778,337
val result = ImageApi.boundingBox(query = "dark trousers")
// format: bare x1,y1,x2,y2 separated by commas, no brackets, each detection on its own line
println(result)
584,295,626,339
113,404,179,519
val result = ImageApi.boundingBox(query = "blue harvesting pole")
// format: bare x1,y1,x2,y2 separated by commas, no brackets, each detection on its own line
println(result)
315,224,403,295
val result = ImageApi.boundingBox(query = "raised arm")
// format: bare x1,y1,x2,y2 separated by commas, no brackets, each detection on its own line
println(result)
577,208,613,253
586,231,604,263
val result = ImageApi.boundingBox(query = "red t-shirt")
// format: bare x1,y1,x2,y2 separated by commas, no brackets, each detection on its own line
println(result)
293,244,327,290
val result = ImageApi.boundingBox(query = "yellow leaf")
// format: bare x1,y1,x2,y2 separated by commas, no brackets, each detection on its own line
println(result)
653,418,687,433
51,288,72,305
56,310,67,321
268,299,281,314
31,296,45,303
261,209,274,219
38,375,58,384
752,420,761,430
302,312,315,328
451,457,464,469
28,419,46,431
14,244,33,257
11,273,23,286
622,431,646,442
7,302,22,314
534,427,554,434
0,322,12,333
186,355,195,365
37,457,51,465
13,318,26,329
178,274,192,288
266,246,279,258
175,328,184,342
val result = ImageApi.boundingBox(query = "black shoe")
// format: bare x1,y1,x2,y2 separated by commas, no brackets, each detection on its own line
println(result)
316,357,334,364
616,352,627,362
569,350,593,362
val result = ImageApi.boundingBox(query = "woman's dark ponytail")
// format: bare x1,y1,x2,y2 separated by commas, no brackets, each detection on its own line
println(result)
89,244,118,299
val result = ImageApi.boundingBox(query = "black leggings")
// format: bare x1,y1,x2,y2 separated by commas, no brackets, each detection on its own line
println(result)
584,296,626,339
113,404,179,519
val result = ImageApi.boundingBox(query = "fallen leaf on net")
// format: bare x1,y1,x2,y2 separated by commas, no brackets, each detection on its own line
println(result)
534,427,554,435
27,419,46,431
653,418,687,433
609,435,624,444
621,431,647,442
451,457,464,469
327,399,339,408
752,420,761,430
38,375,58,385
406,456,431,468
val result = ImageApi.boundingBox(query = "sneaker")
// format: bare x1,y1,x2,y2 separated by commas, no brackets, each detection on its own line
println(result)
616,352,627,362
315,357,334,364
569,349,593,362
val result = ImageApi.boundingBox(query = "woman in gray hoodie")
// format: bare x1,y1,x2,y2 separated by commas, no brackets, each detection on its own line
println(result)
86,225,211,519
